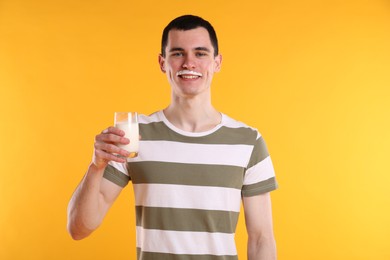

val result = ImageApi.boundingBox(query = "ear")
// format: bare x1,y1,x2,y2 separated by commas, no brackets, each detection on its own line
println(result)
158,54,166,73
214,54,222,72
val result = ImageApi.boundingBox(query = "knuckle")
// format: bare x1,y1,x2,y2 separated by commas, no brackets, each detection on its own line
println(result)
105,134,113,142
94,149,104,158
102,143,112,152
107,126,116,133
107,134,119,143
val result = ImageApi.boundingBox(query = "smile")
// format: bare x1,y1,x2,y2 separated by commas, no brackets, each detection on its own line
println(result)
176,70,203,79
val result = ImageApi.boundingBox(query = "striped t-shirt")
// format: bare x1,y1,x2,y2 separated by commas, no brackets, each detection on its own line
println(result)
104,110,277,260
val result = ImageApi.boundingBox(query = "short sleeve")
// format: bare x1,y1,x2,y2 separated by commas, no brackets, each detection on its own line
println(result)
242,134,278,197
103,161,131,188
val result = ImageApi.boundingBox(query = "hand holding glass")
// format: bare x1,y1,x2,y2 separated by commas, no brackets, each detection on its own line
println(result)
114,112,139,158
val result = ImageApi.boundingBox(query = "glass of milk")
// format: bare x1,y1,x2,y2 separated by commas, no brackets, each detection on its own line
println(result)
114,112,139,158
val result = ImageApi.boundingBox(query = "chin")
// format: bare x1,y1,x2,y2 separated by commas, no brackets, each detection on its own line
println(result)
173,82,209,97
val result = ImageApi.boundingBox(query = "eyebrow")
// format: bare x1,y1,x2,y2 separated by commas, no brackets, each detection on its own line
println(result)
169,47,184,53
169,47,211,53
195,47,211,52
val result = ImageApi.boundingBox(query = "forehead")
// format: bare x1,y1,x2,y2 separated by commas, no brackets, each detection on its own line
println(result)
166,27,213,49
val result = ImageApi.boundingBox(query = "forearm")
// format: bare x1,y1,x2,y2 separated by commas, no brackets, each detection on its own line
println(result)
247,235,277,260
67,163,107,240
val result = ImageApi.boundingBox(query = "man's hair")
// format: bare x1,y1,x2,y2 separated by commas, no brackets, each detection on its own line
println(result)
161,15,219,57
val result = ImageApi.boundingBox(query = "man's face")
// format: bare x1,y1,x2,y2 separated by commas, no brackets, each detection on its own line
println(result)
159,27,222,98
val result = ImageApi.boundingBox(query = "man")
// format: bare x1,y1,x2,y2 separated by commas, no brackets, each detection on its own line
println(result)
67,15,278,260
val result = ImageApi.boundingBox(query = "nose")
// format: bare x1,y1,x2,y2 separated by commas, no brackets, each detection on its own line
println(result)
182,54,196,69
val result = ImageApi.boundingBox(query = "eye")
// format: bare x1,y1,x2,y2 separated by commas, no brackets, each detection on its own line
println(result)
171,52,183,57
196,52,208,57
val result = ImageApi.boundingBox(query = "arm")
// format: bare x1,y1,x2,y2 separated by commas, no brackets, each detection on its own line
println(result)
67,127,131,240
242,192,277,260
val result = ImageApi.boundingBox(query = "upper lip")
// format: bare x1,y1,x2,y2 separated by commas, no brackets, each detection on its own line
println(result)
176,70,202,77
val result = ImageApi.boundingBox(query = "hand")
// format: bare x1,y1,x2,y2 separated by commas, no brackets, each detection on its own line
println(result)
92,126,131,170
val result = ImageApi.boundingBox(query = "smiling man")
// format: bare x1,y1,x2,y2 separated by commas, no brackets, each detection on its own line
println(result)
160,26,221,101
160,25,222,133
67,15,278,260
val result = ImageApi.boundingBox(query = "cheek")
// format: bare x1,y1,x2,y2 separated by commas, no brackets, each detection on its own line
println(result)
167,68,179,82
205,64,216,76
167,63,180,75
167,70,175,80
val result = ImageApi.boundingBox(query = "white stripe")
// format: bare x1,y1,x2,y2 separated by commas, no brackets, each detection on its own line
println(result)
132,140,252,167
158,110,225,137
136,227,237,256
138,112,161,124
243,156,275,185
224,115,258,131
134,183,242,212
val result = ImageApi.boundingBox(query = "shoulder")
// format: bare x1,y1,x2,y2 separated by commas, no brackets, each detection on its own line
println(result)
138,111,163,124
221,114,262,140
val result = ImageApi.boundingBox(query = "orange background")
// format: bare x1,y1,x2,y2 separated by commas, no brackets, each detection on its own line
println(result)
1,0,390,259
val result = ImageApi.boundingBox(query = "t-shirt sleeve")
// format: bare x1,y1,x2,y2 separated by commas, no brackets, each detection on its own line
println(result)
103,161,131,188
242,133,278,197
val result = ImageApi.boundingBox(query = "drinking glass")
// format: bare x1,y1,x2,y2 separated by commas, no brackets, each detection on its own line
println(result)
114,112,139,158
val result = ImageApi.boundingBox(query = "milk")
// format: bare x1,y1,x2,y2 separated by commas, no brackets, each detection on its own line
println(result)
115,121,139,158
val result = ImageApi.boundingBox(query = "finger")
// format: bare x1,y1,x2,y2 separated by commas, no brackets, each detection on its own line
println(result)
95,149,127,163
96,133,130,145
108,126,126,136
95,147,128,162
95,142,130,157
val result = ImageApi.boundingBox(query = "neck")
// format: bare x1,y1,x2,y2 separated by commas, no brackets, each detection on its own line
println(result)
164,95,221,133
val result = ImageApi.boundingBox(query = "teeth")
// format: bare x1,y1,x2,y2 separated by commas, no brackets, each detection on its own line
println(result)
181,75,199,79
177,70,202,77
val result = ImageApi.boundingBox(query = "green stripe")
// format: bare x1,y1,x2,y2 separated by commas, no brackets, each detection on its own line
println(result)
129,161,244,189
103,165,130,187
241,177,278,197
247,136,269,169
136,206,239,233
140,122,257,145
137,248,238,260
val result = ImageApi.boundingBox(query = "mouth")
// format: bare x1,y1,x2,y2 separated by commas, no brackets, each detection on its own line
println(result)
176,70,203,79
